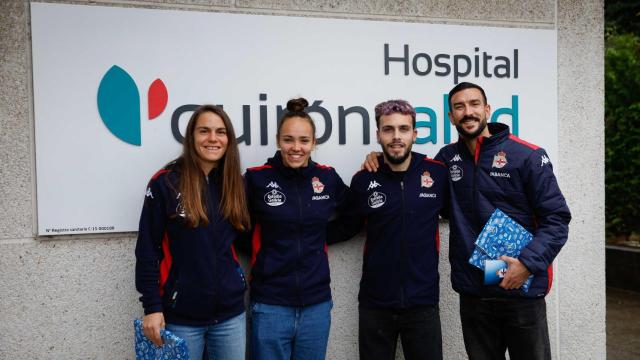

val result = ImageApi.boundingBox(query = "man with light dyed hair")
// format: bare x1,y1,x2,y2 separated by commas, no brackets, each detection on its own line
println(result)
331,99,448,360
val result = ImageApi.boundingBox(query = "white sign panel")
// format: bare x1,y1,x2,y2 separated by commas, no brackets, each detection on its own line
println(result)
31,2,557,235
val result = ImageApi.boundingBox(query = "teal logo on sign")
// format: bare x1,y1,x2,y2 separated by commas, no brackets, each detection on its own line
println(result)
97,65,168,145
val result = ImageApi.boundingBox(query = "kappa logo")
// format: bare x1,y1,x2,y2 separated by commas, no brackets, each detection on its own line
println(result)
97,65,169,146
145,187,154,199
312,177,325,194
451,154,462,162
492,151,508,168
266,181,281,189
367,180,381,191
541,155,550,167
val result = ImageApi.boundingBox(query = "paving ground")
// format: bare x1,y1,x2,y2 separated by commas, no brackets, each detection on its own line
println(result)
607,287,640,359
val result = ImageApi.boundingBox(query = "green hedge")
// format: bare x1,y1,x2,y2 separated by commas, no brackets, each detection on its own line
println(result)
605,30,640,238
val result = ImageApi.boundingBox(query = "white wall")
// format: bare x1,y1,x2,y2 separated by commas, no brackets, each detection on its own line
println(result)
0,1,604,359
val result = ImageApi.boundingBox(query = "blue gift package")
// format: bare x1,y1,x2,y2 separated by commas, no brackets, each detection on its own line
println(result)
134,319,189,360
469,208,534,292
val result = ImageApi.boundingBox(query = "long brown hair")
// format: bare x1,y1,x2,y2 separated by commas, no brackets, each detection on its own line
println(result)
177,105,250,231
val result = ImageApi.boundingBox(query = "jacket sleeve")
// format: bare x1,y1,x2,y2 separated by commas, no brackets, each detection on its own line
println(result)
327,173,365,244
434,150,450,220
517,149,572,275
134,177,167,315
235,172,253,257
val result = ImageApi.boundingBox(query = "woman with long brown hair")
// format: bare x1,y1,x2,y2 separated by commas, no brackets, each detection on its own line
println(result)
135,105,250,360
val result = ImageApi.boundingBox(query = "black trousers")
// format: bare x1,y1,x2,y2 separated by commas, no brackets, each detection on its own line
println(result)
459,294,551,360
359,305,442,360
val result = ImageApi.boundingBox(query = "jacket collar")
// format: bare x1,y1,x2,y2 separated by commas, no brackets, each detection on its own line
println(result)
165,159,221,185
378,151,424,176
267,150,317,178
481,122,510,146
456,122,511,156
206,166,222,184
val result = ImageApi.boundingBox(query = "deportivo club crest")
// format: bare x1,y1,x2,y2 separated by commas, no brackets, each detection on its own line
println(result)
312,177,325,194
492,151,508,168
421,171,434,188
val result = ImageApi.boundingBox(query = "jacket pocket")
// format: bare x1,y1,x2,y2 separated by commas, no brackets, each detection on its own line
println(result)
236,264,247,291
212,260,247,312
166,278,217,320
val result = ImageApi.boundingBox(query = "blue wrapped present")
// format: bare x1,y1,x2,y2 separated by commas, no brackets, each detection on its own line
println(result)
469,208,534,292
475,209,533,259
134,319,189,360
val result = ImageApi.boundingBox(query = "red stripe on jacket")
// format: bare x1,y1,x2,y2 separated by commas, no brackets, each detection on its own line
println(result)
474,137,484,164
231,244,239,262
423,157,445,167
546,264,554,294
250,223,262,267
248,165,273,171
509,134,540,150
152,169,170,181
158,232,172,296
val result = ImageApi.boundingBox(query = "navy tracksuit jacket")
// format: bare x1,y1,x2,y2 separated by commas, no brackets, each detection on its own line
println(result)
243,151,349,307
435,122,571,298
135,164,246,326
331,152,448,309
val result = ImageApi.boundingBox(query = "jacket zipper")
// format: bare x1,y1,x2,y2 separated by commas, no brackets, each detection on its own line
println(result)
171,283,179,309
472,137,484,232
399,179,406,308
205,173,218,315
294,179,303,306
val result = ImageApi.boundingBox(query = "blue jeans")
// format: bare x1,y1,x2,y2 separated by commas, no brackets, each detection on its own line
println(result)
459,295,551,360
166,312,246,360
250,300,332,360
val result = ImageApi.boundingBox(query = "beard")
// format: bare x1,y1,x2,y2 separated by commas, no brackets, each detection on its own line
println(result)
382,142,413,165
455,115,488,139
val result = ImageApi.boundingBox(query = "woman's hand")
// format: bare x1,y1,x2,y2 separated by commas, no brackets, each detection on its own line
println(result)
142,312,165,347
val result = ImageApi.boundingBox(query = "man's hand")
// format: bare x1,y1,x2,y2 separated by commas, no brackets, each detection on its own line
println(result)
142,312,165,347
499,256,531,290
362,151,382,172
